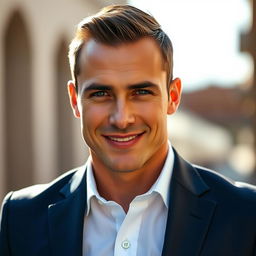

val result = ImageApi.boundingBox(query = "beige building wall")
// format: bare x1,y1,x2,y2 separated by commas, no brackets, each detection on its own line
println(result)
0,0,126,200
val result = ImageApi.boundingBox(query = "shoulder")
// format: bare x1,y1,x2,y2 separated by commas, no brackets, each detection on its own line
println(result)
2,166,84,207
194,164,256,204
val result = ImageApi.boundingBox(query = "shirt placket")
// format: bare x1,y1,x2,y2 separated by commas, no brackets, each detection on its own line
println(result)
114,199,148,256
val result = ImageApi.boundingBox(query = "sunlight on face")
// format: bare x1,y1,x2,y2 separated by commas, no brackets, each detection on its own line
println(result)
73,38,180,173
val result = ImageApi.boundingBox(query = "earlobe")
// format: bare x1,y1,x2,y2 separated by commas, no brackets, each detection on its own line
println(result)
167,78,182,115
67,80,80,118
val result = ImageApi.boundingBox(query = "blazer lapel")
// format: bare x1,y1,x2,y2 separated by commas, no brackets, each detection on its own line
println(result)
48,166,87,256
162,151,217,256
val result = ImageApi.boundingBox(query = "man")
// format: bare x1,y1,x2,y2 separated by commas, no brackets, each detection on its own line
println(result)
0,4,256,256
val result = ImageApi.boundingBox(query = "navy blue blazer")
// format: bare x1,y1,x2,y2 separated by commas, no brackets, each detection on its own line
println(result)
1,151,256,256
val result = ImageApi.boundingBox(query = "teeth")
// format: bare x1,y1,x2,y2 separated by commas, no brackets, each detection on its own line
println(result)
109,135,137,142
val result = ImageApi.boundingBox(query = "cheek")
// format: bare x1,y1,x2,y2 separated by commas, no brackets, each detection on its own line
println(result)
141,103,168,138
80,104,108,131
138,101,167,122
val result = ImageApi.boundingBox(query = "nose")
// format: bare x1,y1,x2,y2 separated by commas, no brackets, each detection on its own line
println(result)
109,99,135,129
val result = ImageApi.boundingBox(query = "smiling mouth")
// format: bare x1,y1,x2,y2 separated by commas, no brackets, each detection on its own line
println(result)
103,132,144,144
108,135,138,142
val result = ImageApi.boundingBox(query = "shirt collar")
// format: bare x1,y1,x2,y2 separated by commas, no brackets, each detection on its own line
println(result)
146,141,174,208
85,141,174,215
85,155,101,216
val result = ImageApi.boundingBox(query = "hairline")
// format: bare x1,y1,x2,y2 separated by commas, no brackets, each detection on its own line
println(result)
74,35,171,96
68,5,174,96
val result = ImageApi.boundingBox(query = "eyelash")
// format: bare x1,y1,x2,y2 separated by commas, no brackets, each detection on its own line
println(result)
90,91,109,97
133,89,152,95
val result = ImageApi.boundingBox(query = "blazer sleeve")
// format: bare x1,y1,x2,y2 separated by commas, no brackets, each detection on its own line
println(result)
0,192,13,256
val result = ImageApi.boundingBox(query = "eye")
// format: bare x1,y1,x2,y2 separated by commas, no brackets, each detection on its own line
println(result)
133,89,152,95
134,89,152,95
90,90,109,97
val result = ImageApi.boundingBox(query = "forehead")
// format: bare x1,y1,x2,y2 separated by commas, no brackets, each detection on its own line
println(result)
77,37,166,84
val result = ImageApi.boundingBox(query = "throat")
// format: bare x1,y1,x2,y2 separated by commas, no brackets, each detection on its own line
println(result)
93,165,163,213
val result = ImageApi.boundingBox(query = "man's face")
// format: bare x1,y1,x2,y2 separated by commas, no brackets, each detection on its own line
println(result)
68,37,181,173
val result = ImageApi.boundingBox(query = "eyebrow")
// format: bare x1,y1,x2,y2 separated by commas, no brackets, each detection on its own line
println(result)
82,83,112,92
127,82,159,90
82,81,159,92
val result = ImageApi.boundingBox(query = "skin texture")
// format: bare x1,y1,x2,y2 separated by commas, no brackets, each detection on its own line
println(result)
68,37,182,212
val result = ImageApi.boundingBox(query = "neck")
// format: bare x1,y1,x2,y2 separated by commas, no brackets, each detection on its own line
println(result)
91,144,168,213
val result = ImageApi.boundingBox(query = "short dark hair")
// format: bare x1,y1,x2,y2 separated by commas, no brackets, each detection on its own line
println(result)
69,5,173,90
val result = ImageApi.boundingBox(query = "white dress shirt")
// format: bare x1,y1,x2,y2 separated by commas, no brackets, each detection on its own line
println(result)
83,145,174,256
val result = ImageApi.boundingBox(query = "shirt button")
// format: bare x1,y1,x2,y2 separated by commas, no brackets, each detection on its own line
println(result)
121,240,131,249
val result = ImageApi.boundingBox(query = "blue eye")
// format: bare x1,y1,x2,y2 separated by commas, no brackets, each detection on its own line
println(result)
91,91,108,97
134,89,151,95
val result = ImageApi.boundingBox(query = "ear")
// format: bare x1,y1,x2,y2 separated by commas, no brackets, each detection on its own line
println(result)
167,78,182,115
67,80,80,118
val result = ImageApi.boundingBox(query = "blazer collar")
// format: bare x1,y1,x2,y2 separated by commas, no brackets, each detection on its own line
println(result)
162,150,217,256
172,148,210,196
48,165,87,256
59,166,87,198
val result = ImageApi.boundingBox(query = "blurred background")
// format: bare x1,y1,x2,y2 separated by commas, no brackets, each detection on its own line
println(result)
0,0,255,201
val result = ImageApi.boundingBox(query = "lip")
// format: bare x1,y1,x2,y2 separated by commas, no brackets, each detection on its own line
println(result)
102,132,145,149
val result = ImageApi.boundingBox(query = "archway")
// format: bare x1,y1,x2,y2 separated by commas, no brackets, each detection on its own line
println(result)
4,11,34,191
